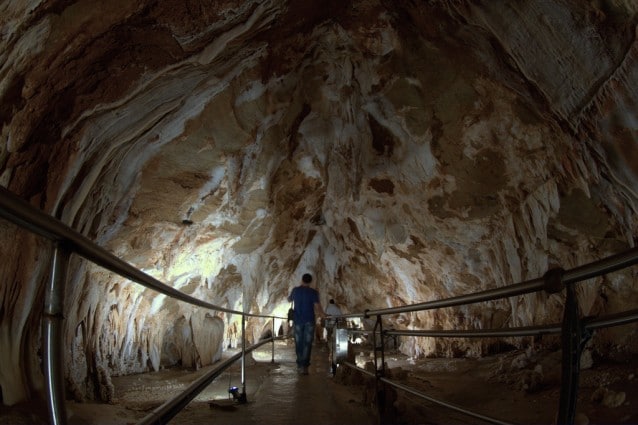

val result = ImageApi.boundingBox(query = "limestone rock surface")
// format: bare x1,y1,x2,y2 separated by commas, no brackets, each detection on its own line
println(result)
0,0,637,405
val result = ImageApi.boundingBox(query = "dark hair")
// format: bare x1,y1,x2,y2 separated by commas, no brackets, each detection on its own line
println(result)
302,273,312,284
329,299,335,304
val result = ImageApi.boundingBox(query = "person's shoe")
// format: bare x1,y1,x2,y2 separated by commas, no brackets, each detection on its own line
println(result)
302,367,309,375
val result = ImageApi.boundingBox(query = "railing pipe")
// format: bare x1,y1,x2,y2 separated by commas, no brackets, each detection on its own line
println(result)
352,247,638,318
379,307,638,339
0,186,274,319
342,361,513,425
562,247,638,284
385,323,562,338
346,328,373,334
364,278,545,316
585,308,638,330
337,313,369,319
43,243,70,425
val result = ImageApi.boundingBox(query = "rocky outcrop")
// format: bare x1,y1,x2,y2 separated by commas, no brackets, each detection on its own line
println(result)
0,0,637,405
161,313,224,369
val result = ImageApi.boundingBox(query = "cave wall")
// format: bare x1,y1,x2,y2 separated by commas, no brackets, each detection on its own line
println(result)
0,0,637,405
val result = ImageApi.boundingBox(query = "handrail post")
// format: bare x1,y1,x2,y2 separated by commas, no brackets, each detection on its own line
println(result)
271,318,275,363
239,314,247,403
556,282,591,424
372,314,389,421
44,242,70,425
373,315,386,377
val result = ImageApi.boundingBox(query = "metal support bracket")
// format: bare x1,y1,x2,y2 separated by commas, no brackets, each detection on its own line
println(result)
372,314,386,377
240,314,248,404
556,284,592,425
44,242,70,425
372,315,388,419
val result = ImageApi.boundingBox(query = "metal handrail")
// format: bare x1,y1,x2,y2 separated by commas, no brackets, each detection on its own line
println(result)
357,277,545,317
0,186,283,319
0,186,287,425
385,324,562,338
563,248,638,284
584,308,638,330
345,247,638,318
333,249,638,425
336,307,638,425
371,308,638,339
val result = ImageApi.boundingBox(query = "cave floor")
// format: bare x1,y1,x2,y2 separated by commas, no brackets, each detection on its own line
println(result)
67,338,378,425
374,345,638,425
61,340,637,425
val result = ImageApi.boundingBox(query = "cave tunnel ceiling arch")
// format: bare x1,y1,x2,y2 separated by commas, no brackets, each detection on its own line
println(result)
1,0,637,405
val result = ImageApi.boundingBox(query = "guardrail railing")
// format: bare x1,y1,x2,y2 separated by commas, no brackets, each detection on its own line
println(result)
331,247,638,425
0,186,286,425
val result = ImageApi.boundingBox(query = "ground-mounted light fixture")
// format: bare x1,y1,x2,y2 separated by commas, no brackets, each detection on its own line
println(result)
228,386,247,404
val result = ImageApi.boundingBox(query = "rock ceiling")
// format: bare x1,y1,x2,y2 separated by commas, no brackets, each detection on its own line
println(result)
1,0,638,404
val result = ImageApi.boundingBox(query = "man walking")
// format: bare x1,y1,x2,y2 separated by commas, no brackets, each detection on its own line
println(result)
288,273,325,375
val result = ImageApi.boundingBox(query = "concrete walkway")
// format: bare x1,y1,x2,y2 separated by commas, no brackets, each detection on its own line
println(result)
171,339,378,425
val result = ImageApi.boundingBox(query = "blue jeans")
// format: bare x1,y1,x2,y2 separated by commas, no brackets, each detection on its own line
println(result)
294,321,315,368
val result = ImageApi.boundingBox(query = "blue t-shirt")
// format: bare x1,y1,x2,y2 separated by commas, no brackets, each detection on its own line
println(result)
288,285,319,324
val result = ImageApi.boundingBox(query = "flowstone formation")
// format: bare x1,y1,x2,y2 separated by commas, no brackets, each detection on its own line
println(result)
0,0,637,405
